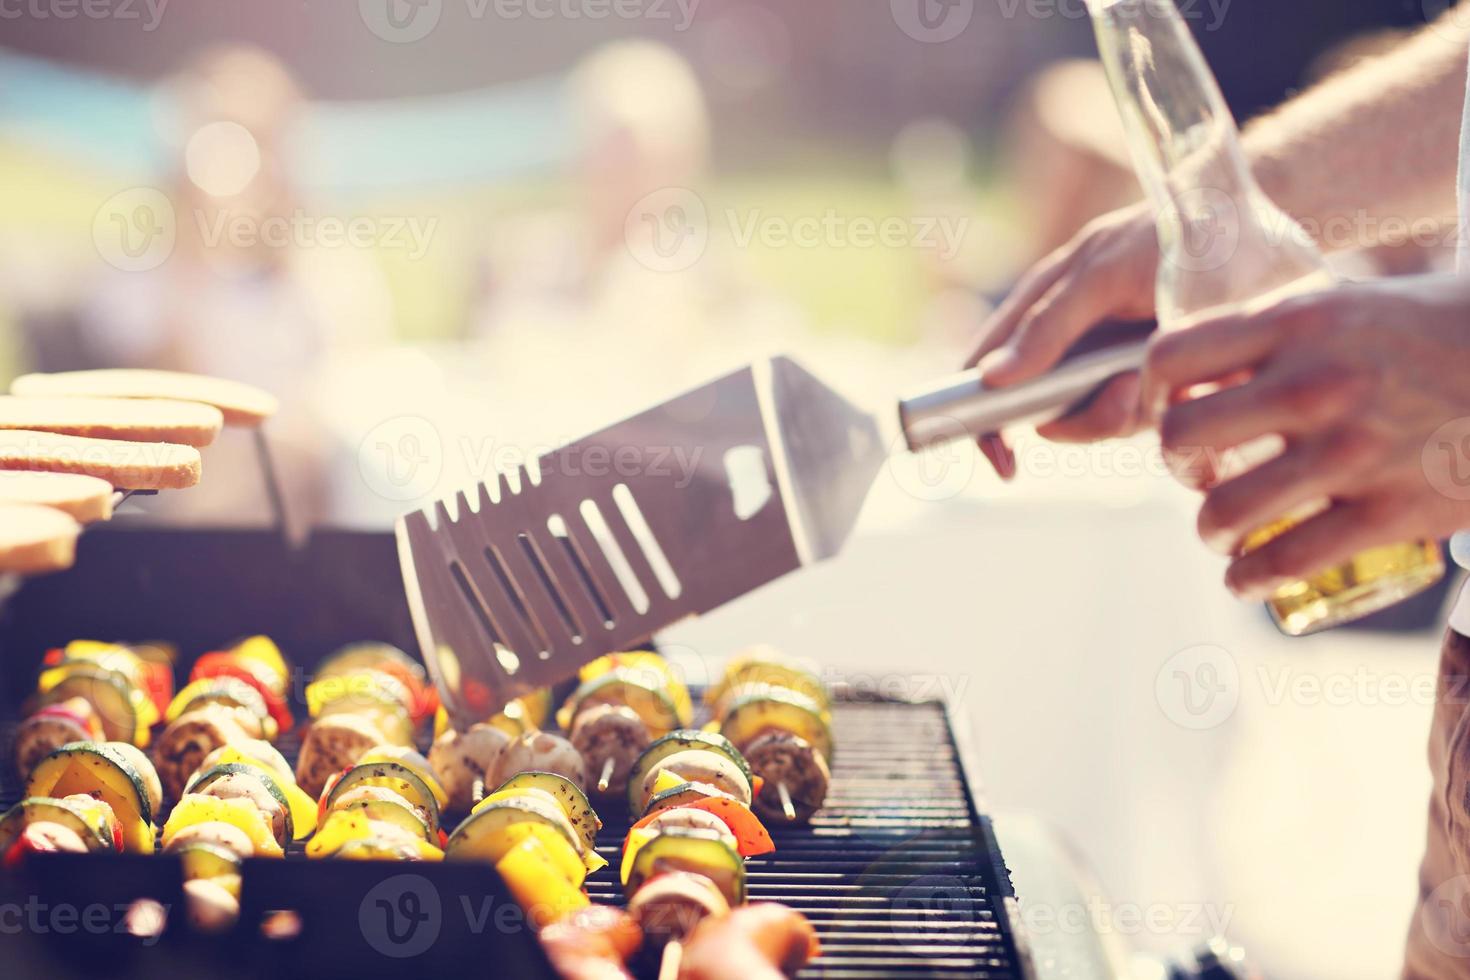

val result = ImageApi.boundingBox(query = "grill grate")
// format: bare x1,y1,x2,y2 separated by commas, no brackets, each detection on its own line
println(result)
590,699,1023,979
1,699,1024,979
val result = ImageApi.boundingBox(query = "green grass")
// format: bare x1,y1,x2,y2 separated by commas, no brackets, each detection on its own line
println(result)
0,140,1005,373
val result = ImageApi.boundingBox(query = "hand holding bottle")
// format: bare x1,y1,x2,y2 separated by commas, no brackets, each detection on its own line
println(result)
1146,273,1470,600
962,202,1159,477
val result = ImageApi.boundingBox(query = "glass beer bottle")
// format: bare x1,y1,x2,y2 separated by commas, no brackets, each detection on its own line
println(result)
1086,0,1444,634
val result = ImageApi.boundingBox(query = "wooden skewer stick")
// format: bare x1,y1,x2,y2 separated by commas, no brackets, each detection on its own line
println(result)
597,757,616,794
777,781,797,822
658,940,684,980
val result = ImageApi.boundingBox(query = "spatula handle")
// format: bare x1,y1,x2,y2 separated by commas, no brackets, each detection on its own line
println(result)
899,321,1154,451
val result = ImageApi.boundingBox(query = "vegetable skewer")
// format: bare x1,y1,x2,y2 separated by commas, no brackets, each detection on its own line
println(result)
706,649,832,825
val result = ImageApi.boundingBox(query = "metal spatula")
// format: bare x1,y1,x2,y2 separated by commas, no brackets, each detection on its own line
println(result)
398,323,1152,725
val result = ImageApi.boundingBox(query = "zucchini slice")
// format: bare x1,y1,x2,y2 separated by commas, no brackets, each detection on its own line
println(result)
323,762,442,834
626,730,754,816
444,795,586,877
557,669,686,736
25,742,153,853
486,771,600,854
37,665,140,744
717,687,833,762
185,763,295,846
706,653,829,714
315,643,424,682
173,840,242,881
0,797,112,854
625,828,745,906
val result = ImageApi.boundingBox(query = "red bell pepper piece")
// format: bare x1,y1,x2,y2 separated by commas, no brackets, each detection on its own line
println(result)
191,653,294,731
627,796,775,857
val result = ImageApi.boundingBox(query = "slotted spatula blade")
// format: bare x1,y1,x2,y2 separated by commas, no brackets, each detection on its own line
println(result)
399,337,1149,725
397,361,821,726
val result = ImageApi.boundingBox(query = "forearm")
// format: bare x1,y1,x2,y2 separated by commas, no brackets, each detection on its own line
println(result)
1244,12,1470,246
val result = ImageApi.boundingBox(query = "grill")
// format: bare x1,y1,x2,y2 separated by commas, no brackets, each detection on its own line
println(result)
0,526,1028,980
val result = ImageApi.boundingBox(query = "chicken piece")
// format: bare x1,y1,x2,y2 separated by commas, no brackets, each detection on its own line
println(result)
154,705,253,801
429,723,512,812
295,714,385,798
540,906,642,980
679,903,821,980
493,730,587,792
742,733,829,825
570,704,650,796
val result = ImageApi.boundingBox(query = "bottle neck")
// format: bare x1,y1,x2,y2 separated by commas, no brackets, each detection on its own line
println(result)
1089,0,1259,217
1088,0,1330,324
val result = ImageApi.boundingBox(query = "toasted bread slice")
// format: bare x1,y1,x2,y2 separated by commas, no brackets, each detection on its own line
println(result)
0,396,223,447
12,370,278,427
0,504,80,574
0,429,201,490
0,472,113,523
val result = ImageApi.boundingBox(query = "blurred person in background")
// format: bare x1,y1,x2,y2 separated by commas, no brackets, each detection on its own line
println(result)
961,5,1470,975
19,45,392,530
468,40,805,408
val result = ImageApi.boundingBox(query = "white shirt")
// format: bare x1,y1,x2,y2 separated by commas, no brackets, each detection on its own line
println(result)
1448,53,1470,634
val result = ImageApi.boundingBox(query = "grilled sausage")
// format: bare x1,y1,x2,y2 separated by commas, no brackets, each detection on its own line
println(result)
540,906,641,980
679,903,821,980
